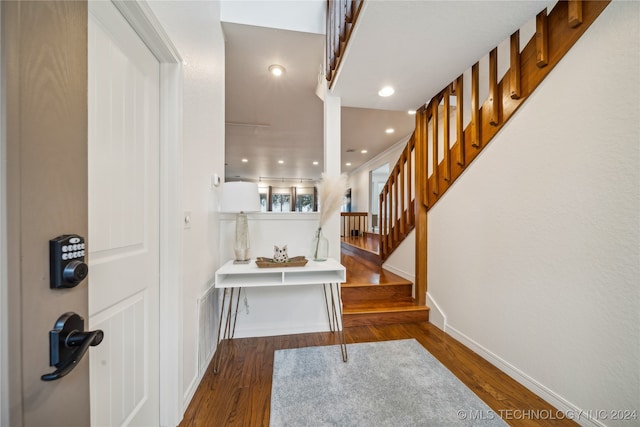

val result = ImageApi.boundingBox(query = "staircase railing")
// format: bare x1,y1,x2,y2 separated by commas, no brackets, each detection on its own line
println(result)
326,0,364,87
341,212,368,237
378,0,611,304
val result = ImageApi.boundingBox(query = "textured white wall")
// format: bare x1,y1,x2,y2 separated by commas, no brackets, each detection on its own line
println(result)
148,0,226,409
428,2,639,423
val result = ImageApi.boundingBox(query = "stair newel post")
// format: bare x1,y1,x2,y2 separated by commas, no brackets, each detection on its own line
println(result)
414,106,428,305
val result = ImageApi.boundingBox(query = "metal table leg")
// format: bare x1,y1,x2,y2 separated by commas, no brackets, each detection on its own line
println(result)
213,287,242,374
324,282,348,362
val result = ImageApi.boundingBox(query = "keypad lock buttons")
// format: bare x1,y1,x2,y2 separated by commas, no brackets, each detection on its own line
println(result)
50,235,88,289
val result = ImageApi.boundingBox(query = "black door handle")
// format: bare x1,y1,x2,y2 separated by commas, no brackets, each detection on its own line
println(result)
41,312,104,381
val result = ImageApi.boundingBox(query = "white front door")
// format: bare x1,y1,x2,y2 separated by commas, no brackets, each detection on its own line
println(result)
88,2,160,425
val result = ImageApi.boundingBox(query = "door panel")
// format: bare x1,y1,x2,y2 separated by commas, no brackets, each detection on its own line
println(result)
88,1,160,425
3,1,90,425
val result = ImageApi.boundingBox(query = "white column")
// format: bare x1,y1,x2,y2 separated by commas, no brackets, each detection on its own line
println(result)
323,86,341,260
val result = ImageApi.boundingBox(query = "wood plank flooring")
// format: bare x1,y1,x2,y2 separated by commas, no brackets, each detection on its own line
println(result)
179,322,576,426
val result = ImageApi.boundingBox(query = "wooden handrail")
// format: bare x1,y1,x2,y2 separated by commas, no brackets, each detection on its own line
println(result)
378,0,610,303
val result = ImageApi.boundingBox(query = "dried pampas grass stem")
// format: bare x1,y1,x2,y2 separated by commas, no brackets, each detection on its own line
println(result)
316,173,348,228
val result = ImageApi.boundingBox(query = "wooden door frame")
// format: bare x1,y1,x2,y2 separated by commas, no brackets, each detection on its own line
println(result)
105,1,184,425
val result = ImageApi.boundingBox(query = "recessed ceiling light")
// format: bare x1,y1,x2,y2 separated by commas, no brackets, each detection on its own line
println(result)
378,86,395,97
345,162,352,166
361,150,368,154
269,64,285,77
408,110,416,115
385,128,395,134
241,158,248,163
313,161,319,165
278,160,284,164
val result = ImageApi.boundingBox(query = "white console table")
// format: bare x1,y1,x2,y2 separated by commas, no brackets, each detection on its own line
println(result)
213,258,348,373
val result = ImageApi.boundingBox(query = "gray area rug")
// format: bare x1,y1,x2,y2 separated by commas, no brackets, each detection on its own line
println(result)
270,339,507,426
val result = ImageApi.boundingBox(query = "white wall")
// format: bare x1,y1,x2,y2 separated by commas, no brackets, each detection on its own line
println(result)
428,2,639,425
147,0,226,411
220,0,325,34
219,212,336,337
348,136,409,213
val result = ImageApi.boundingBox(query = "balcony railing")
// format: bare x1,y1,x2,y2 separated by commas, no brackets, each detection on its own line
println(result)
325,0,364,86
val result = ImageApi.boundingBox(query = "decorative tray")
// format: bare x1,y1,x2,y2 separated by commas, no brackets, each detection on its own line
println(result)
255,256,308,268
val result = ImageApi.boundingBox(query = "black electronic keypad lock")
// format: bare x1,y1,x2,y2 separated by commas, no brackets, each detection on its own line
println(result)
50,234,88,289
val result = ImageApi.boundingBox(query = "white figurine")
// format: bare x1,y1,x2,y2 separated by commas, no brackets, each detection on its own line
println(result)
273,245,288,263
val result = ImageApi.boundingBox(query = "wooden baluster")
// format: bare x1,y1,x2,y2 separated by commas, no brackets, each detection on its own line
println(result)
443,88,451,182
325,0,332,81
489,47,500,126
471,62,481,148
345,0,353,23
568,0,583,28
431,99,439,196
455,75,464,166
393,173,399,244
385,189,390,254
417,107,429,208
510,31,521,100
399,158,406,235
380,188,387,254
536,9,549,68
334,2,341,59
406,138,414,225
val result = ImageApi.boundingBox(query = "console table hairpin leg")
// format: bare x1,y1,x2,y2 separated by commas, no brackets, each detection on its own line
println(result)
213,287,242,374
323,282,348,362
213,281,348,374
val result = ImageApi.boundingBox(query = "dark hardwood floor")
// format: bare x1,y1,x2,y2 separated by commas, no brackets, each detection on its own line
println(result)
179,322,576,427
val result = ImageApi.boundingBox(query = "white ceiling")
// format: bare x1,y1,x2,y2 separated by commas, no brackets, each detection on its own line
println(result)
223,1,555,183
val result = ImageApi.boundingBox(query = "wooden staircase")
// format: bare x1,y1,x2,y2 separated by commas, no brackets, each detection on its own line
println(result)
331,0,610,323
340,235,429,327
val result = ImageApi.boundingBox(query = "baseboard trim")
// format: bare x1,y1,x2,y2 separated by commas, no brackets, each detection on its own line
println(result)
381,264,414,284
182,372,200,414
444,325,605,427
425,292,446,329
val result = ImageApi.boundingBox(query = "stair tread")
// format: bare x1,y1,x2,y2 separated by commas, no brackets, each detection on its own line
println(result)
344,302,429,314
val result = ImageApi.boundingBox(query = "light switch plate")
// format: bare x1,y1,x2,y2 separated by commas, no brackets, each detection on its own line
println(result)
211,174,221,188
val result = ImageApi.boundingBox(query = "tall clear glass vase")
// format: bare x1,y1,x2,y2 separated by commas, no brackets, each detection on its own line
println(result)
311,228,328,261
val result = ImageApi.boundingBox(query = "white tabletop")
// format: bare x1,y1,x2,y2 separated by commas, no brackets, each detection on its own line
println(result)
214,258,346,288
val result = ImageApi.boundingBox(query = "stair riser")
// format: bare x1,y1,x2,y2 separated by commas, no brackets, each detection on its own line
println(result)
343,309,429,327
342,284,413,304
